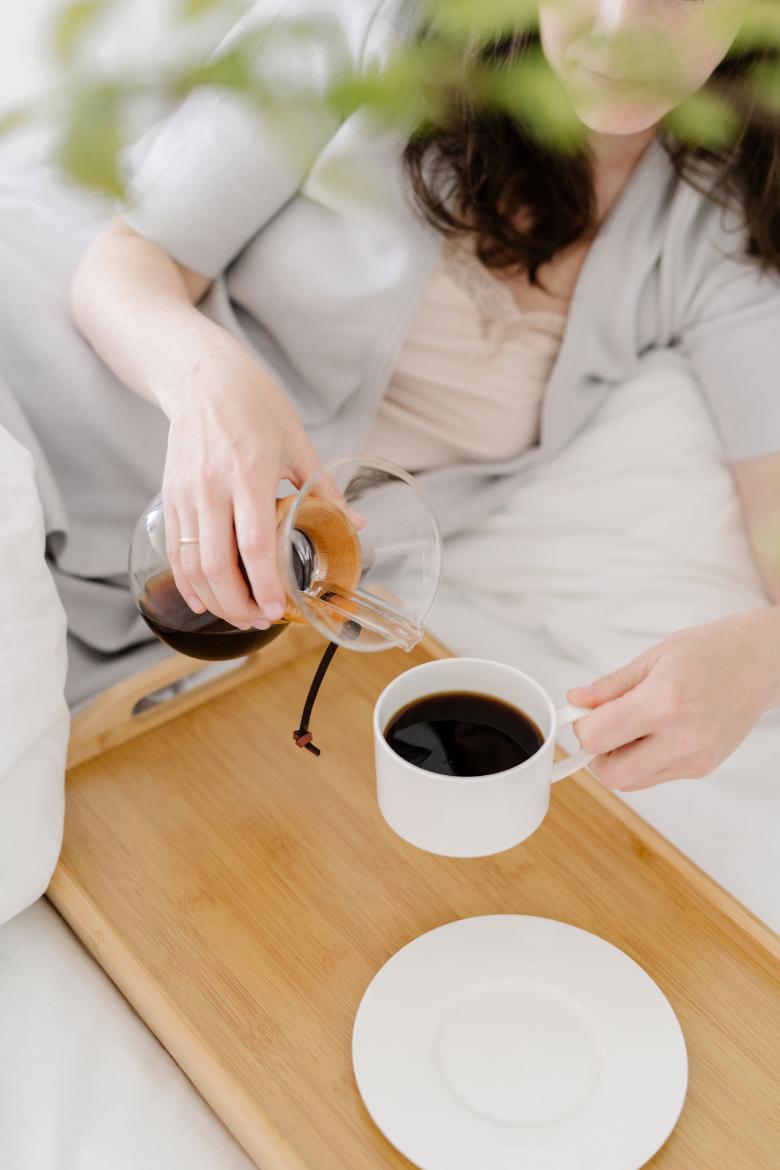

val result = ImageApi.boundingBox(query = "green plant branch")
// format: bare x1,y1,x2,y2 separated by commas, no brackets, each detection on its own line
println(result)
1,0,779,196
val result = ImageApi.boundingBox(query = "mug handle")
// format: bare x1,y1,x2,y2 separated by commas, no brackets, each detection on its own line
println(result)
550,706,595,783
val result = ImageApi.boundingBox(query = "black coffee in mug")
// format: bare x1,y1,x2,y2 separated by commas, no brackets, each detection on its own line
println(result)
384,691,544,777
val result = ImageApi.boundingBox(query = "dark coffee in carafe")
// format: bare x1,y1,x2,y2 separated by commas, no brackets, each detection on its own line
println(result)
137,570,286,660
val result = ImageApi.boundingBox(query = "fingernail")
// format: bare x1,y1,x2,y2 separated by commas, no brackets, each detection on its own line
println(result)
252,619,271,630
187,596,206,614
263,601,284,621
571,683,595,694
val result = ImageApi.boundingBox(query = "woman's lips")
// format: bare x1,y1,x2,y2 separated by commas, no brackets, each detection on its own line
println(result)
578,63,646,93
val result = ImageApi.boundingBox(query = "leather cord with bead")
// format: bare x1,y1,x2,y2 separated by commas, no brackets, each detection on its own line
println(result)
293,620,361,756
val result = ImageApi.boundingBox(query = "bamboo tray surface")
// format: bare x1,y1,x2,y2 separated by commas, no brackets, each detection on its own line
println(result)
50,633,780,1170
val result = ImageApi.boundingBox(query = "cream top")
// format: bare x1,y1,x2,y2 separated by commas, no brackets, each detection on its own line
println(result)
365,238,567,472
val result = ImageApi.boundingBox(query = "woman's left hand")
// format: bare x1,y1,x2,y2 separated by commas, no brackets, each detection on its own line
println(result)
567,610,780,791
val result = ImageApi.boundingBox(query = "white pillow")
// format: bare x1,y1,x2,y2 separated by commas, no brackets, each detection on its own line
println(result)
0,425,69,924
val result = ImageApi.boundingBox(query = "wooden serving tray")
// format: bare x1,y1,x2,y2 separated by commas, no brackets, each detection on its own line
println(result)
49,631,780,1170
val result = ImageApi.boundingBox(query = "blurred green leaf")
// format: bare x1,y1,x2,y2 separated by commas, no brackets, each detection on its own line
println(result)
57,87,124,197
0,105,29,137
754,516,780,572
52,0,109,65
178,45,254,91
664,91,740,148
326,71,377,119
329,44,458,128
749,59,780,112
181,0,228,18
491,53,585,152
427,0,537,40
733,1,780,51
33,0,780,198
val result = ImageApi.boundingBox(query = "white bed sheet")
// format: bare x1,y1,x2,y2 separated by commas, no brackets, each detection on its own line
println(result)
0,899,254,1170
1,353,778,1170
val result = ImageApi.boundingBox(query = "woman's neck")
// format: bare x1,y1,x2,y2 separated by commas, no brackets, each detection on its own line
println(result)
588,126,658,221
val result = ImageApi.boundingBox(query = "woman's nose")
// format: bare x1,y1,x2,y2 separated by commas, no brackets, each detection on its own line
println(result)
590,0,636,36
586,0,653,68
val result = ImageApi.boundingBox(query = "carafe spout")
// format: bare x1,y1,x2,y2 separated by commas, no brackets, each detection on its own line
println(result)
309,580,423,652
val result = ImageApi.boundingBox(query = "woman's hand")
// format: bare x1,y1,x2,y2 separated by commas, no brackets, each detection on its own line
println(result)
163,336,331,629
567,609,780,791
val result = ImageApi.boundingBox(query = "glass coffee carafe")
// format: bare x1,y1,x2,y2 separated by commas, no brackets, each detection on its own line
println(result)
129,456,442,663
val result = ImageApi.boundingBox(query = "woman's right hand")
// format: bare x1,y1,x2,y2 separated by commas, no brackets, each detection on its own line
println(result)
162,338,329,630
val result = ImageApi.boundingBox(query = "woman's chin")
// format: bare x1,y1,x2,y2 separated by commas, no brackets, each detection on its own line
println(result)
571,96,669,139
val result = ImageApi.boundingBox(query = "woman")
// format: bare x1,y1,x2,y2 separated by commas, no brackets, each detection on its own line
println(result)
7,0,780,784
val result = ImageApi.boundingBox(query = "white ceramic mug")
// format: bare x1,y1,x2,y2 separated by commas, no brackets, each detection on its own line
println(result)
373,658,595,858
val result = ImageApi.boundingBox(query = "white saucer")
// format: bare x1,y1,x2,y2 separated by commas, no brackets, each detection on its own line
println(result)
352,916,687,1170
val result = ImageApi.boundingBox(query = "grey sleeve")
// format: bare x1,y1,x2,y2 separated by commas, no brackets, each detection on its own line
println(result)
120,0,369,278
676,197,780,462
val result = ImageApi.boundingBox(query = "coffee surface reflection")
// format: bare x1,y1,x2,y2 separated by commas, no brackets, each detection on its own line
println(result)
384,691,544,777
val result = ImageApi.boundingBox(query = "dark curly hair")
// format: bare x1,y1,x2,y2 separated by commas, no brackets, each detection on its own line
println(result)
403,28,780,287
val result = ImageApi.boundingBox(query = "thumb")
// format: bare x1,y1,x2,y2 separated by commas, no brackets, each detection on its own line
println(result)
311,470,365,530
568,654,651,708
292,449,365,529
